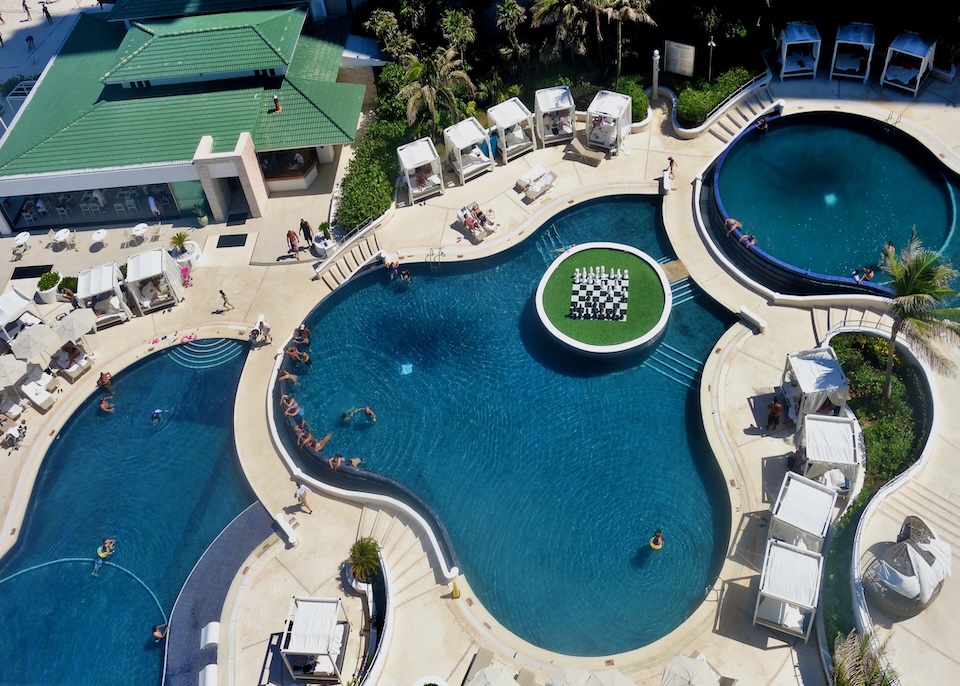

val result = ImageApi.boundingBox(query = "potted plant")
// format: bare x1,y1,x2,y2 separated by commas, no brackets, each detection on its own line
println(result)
319,221,332,241
169,231,190,255
347,537,381,589
36,271,61,304
192,202,209,227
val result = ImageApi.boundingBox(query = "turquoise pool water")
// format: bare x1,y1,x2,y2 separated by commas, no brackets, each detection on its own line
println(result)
0,341,253,685
717,112,959,280
291,196,733,655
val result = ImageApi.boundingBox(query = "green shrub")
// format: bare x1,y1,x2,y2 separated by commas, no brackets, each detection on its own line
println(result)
675,66,755,128
59,276,78,293
37,271,60,291
375,63,407,121
614,76,649,122
334,119,408,232
570,81,600,110
822,489,871,645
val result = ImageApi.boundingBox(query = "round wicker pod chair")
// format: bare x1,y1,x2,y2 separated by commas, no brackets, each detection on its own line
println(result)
863,516,944,619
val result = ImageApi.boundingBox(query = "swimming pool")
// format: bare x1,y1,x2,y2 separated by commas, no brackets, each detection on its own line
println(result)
716,112,959,282
0,340,253,685
289,196,733,655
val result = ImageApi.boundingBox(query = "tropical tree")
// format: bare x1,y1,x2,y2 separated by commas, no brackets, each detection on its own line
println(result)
364,9,414,60
879,228,960,400
531,0,589,60
603,0,657,84
399,47,476,134
832,629,897,686
496,0,527,71
441,9,476,64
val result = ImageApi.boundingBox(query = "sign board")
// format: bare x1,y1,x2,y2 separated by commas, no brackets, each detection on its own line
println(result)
664,40,696,77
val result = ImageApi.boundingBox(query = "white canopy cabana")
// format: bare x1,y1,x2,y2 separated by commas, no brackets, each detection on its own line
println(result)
830,23,876,82
125,248,185,315
443,117,494,185
586,90,631,152
777,22,822,80
769,472,837,553
881,31,936,97
799,414,861,493
780,347,849,430
535,86,576,147
488,97,536,164
281,597,351,682
0,286,41,343
397,137,443,205
753,539,823,642
77,262,133,330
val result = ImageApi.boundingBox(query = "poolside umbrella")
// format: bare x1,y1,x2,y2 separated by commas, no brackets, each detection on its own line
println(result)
467,668,516,686
548,668,593,686
659,656,719,686
0,354,28,396
10,324,59,367
590,670,634,686
55,308,98,348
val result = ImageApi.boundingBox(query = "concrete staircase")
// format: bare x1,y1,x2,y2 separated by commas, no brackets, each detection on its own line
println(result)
881,480,960,550
811,304,894,345
707,86,777,143
315,233,383,292
356,502,442,609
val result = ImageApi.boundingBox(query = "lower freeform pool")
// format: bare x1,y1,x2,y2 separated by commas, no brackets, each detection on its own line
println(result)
0,340,253,685
289,196,733,655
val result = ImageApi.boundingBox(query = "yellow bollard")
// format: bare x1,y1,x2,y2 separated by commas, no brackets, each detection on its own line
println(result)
451,580,461,599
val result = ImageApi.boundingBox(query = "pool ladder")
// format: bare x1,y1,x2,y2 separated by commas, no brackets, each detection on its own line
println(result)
425,247,444,272
883,112,902,133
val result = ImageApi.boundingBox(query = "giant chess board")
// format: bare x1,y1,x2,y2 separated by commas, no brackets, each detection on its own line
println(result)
569,266,629,321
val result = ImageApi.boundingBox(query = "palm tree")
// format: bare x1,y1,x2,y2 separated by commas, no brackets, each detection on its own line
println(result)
832,629,897,686
496,0,526,71
399,47,476,134
441,9,476,64
602,0,657,84
879,228,960,400
531,0,588,60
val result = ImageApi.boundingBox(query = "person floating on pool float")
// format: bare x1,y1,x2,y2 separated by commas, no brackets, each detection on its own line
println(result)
739,234,756,248
853,267,875,283
92,538,116,576
152,624,168,642
650,529,664,550
151,409,168,425
725,218,742,235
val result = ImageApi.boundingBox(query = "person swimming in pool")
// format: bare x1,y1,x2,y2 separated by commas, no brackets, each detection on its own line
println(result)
99,396,115,413
152,624,168,642
650,529,664,549
92,538,116,576
151,409,167,424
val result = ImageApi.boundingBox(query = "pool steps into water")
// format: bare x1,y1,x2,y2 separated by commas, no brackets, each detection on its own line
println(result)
169,339,245,369
708,86,777,144
314,234,383,292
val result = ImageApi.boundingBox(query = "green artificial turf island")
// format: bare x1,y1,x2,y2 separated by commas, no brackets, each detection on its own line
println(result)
542,248,666,346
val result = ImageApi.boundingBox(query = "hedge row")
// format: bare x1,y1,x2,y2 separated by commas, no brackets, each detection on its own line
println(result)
675,67,755,128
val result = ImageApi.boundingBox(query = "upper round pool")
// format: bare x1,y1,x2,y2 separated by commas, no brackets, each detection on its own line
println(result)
286,196,732,656
716,112,959,281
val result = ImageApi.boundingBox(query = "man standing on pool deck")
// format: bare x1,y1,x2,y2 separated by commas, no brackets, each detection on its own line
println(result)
294,482,313,514
767,396,783,432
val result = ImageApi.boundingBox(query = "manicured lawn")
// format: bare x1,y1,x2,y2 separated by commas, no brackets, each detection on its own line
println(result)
542,248,665,346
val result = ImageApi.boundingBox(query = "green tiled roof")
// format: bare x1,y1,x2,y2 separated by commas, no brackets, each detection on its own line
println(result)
108,0,303,23
288,15,351,83
102,9,306,84
0,13,363,177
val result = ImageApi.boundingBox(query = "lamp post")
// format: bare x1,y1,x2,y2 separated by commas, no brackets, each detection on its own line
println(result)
707,35,717,82
652,49,660,100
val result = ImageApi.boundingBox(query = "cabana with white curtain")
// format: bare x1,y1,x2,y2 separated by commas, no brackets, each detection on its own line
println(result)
488,97,536,164
799,414,861,494
777,22,822,80
125,248,185,315
280,597,351,682
443,117,494,186
586,90,631,152
534,85,575,147
830,23,876,82
77,262,133,330
397,137,444,205
0,286,41,343
754,539,823,642
768,472,837,554
881,31,936,97
780,347,849,430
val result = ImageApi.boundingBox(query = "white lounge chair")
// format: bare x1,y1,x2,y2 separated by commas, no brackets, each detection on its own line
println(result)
50,349,92,382
525,171,557,201
21,381,55,411
516,163,548,191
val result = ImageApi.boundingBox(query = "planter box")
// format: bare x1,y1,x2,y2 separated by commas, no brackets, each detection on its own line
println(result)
36,276,62,304
931,64,956,83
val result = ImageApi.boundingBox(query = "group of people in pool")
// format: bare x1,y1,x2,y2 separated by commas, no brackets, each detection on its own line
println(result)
97,371,168,423
724,218,756,248
852,241,897,284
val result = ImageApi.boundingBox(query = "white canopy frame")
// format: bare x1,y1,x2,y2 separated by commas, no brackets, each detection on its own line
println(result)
799,414,861,492
488,97,536,164
881,31,936,97
397,137,444,205
535,86,576,147
777,22,822,80
753,539,823,642
586,90,631,152
0,286,42,343
76,262,133,330
780,347,849,431
443,117,494,186
830,23,876,83
125,248,185,315
281,597,351,683
768,472,837,553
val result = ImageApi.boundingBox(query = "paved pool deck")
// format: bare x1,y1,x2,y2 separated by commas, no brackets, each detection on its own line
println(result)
2,17,960,685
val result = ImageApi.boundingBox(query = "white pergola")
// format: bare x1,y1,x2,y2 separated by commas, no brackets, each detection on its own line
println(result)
487,97,536,164
799,414,861,493
534,85,576,147
769,472,837,553
777,22,822,80
443,117,494,186
780,347,849,430
0,287,41,343
77,262,133,330
397,137,443,205
754,539,823,642
586,90,631,152
125,248,185,315
281,597,351,683
881,31,937,97
830,23,876,83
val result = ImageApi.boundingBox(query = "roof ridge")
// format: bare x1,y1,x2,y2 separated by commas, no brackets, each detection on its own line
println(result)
251,7,305,65
101,24,156,82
